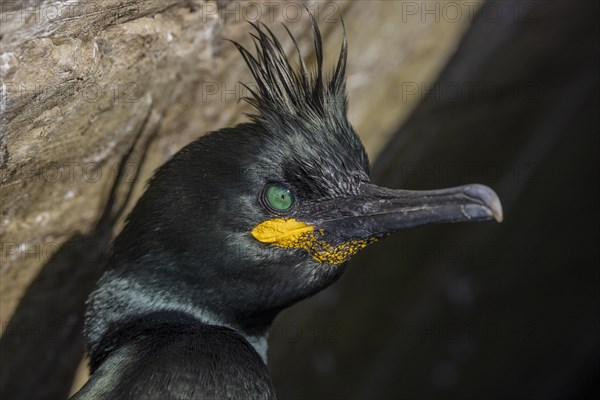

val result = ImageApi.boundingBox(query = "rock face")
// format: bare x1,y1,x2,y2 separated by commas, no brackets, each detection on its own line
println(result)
1,1,474,398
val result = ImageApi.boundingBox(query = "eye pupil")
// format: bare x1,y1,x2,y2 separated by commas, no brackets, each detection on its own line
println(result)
265,184,295,211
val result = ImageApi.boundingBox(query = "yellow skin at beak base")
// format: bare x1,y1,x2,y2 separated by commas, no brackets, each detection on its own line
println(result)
251,218,376,265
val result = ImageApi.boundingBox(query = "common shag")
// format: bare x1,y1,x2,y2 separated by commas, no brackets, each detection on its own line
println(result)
71,16,502,400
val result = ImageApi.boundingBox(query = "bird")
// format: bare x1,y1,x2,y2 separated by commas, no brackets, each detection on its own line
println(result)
71,14,502,400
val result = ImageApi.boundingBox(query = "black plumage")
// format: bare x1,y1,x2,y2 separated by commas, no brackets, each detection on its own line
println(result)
74,312,274,399
72,15,502,400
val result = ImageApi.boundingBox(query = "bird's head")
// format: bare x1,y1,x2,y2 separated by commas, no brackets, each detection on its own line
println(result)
87,16,502,356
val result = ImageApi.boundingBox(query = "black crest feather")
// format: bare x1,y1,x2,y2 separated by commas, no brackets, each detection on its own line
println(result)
228,13,369,193
229,14,348,125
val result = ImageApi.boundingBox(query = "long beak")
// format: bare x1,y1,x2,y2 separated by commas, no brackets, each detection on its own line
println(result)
310,182,503,245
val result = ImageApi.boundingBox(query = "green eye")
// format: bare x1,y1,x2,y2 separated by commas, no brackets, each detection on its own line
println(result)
265,184,295,211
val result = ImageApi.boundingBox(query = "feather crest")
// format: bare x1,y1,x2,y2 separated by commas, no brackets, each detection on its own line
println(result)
228,13,348,124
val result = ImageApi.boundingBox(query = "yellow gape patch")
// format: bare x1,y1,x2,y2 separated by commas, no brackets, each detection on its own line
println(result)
251,218,377,265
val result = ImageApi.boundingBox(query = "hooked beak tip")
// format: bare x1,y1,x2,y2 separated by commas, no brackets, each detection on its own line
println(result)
491,198,503,223
464,184,503,223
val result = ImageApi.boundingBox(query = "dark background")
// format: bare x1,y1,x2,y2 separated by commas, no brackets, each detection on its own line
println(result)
270,1,600,399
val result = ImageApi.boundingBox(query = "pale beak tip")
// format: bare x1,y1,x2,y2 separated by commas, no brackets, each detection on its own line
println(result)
492,198,504,223
464,184,504,223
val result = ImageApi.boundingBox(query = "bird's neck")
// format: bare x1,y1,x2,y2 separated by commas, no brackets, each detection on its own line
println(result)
85,267,271,367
